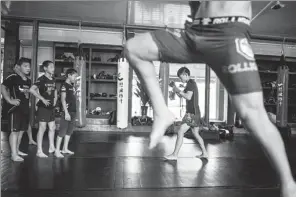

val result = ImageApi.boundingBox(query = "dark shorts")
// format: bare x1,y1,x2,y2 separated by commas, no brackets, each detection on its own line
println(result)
36,107,55,123
150,17,262,95
59,112,76,137
182,113,201,128
9,110,30,132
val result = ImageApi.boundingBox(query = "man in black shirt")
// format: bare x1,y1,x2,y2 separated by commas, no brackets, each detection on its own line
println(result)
55,68,78,158
30,60,57,158
1,58,31,162
165,67,208,160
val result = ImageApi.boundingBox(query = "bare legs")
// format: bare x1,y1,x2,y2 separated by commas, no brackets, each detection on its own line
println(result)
48,121,56,154
17,130,27,156
36,122,48,158
231,92,296,197
27,124,37,145
9,132,23,162
54,136,64,158
165,124,208,160
125,33,175,148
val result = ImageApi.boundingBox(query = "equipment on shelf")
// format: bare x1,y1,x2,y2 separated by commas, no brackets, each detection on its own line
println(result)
109,94,117,98
92,71,117,80
131,116,153,126
90,107,102,115
92,56,101,62
56,52,75,62
107,54,121,62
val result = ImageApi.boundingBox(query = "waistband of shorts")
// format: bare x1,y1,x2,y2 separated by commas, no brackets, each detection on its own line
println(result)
192,16,251,26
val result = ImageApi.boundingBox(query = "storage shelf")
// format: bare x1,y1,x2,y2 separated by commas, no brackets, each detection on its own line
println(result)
259,70,277,74
55,59,75,63
90,79,117,83
87,61,118,66
88,97,117,101
86,114,110,119
264,104,276,106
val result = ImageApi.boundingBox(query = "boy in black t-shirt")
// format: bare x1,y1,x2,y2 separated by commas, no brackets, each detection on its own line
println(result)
1,58,31,162
30,60,57,158
164,67,208,161
55,69,78,158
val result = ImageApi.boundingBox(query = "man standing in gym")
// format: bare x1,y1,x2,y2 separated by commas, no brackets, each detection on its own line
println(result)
30,60,57,158
165,67,208,160
1,58,31,162
124,1,296,196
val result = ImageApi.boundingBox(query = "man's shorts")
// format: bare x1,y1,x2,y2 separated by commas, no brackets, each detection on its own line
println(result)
36,107,55,123
9,110,30,132
150,16,262,95
182,113,201,128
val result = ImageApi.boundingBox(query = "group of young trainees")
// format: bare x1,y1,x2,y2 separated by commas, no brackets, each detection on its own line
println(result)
1,58,78,162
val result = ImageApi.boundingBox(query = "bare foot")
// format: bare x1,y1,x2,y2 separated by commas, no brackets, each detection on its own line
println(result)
48,147,55,154
149,112,175,149
29,140,37,145
18,151,28,156
36,151,48,158
164,154,178,161
281,182,296,197
54,151,64,158
11,155,24,162
196,153,209,159
62,149,74,155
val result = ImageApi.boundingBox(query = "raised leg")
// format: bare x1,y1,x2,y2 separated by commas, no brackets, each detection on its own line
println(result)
125,33,175,148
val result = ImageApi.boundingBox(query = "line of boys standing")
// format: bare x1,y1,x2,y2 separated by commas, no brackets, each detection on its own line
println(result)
1,58,78,162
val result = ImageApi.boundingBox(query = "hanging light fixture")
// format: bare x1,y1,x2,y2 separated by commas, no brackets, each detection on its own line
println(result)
271,1,285,10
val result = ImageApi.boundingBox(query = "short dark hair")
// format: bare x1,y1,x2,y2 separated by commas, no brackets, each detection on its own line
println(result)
66,68,77,77
16,57,31,67
177,67,190,77
42,60,54,68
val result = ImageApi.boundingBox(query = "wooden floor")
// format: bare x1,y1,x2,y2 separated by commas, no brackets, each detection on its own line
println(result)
1,131,296,197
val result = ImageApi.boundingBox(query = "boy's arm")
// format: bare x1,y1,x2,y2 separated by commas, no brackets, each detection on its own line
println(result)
61,91,69,114
173,86,193,100
54,89,58,107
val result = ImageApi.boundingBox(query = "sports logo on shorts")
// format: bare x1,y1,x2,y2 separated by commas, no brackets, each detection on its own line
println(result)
235,38,255,61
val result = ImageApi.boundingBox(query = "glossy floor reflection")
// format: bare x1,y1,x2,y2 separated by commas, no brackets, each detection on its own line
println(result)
2,131,296,197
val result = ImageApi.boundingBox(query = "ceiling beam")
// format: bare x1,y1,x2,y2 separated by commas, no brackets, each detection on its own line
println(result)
2,15,296,43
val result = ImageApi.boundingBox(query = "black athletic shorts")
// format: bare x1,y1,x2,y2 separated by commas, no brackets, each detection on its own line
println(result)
150,16,262,95
36,107,55,123
9,110,30,132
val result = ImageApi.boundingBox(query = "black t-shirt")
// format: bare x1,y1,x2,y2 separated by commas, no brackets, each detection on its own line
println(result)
60,82,76,112
184,79,198,114
34,75,56,108
2,73,31,114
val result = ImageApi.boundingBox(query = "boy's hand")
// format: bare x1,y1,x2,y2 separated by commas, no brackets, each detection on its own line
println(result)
173,86,181,93
41,98,51,106
9,99,20,106
65,112,71,121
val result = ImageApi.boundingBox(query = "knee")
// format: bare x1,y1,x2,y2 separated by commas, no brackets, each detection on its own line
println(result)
38,124,47,131
124,33,157,62
237,101,267,124
48,124,56,132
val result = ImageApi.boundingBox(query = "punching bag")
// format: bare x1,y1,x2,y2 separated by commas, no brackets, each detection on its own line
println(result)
75,57,87,128
117,58,129,129
276,64,289,127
